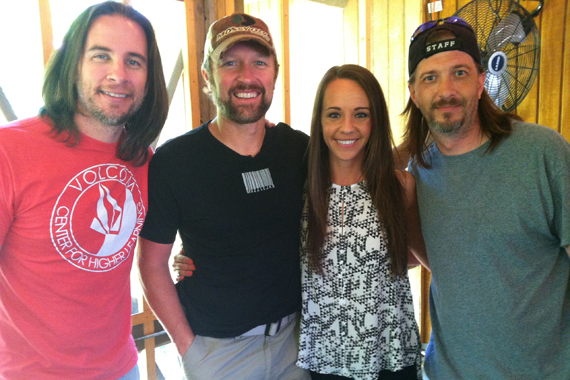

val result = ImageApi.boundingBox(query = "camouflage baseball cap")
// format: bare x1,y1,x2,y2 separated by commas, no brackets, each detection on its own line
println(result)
203,13,276,66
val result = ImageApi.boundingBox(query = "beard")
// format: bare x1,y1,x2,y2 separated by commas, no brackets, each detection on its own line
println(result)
425,97,466,135
76,81,143,126
423,95,481,137
212,83,271,124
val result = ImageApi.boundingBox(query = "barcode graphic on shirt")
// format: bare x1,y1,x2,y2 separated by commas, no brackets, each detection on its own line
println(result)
242,168,275,193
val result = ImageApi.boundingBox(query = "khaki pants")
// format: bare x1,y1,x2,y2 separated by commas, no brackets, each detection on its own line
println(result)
181,315,309,380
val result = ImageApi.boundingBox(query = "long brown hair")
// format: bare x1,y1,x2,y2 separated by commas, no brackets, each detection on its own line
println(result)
40,1,168,166
307,64,408,277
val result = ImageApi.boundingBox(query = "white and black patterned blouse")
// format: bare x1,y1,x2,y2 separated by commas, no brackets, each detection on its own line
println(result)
296,182,421,380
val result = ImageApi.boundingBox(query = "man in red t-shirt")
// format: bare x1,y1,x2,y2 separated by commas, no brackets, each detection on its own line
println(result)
0,2,167,379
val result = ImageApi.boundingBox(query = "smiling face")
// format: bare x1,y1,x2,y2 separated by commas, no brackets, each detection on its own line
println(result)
205,41,277,124
76,15,148,129
409,50,485,137
321,78,372,174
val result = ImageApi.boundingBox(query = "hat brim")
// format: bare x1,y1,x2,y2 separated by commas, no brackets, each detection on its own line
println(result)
210,35,276,64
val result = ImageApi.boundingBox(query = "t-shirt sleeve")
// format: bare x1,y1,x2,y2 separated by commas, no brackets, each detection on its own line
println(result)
139,153,180,244
550,134,570,249
0,142,15,246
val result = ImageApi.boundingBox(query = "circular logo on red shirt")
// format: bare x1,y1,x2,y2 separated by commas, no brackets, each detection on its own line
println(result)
50,164,145,272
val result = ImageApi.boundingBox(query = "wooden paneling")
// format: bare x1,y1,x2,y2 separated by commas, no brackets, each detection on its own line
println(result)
368,1,424,143
343,0,360,65
388,0,408,138
536,0,565,132
38,0,53,66
562,1,570,141
369,2,390,129
280,0,291,125
183,0,201,130
185,0,570,138
183,0,245,128
244,0,287,125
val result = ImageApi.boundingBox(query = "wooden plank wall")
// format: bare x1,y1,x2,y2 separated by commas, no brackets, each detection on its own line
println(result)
368,1,422,142
240,0,424,139
226,0,570,143
182,0,244,128
244,0,289,125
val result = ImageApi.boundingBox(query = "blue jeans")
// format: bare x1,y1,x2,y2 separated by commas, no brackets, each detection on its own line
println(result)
118,364,140,380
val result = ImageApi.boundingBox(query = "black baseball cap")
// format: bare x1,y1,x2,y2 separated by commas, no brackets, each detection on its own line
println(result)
408,17,481,76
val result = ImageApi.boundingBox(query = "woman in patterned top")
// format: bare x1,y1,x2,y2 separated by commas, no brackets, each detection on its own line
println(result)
297,64,429,380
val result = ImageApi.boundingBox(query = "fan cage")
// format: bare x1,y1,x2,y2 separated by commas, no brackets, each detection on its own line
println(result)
455,0,540,112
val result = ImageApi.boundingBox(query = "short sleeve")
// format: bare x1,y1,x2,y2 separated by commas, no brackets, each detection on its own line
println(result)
549,134,570,248
139,152,180,244
0,144,15,246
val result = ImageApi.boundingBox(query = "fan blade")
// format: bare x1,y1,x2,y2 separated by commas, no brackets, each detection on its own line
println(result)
486,12,526,53
485,72,510,110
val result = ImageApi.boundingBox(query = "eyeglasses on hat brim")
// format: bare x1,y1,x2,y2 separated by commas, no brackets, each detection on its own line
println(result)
411,16,474,41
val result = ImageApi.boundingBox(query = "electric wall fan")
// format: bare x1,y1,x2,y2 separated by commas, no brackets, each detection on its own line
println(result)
454,0,543,112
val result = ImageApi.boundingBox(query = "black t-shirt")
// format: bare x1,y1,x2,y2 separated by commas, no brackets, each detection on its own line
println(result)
141,122,309,337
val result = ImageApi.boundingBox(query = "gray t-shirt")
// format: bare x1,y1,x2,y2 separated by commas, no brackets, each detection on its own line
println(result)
410,121,570,379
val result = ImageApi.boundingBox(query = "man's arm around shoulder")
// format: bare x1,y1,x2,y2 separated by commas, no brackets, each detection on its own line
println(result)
137,237,194,356
396,170,430,270
393,144,411,171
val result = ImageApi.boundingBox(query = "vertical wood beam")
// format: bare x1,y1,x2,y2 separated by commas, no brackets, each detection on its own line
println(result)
363,0,371,69
38,0,53,66
420,268,432,343
343,0,359,64
537,0,565,132
234,0,244,13
417,1,433,346
183,0,202,129
280,0,291,125
216,1,228,19
562,0,570,140
387,0,406,135
218,0,242,15
142,299,157,380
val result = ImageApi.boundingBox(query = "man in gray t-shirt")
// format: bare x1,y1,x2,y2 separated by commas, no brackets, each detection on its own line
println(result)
400,17,570,379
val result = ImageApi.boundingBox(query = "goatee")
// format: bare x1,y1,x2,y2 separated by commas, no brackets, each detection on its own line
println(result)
427,98,465,135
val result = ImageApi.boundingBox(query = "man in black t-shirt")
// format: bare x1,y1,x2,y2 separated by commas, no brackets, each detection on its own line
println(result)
137,13,310,380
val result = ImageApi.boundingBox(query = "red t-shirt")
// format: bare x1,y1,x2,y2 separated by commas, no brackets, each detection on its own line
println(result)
0,117,148,379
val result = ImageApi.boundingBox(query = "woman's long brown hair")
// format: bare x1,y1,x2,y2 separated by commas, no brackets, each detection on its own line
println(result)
306,64,409,277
